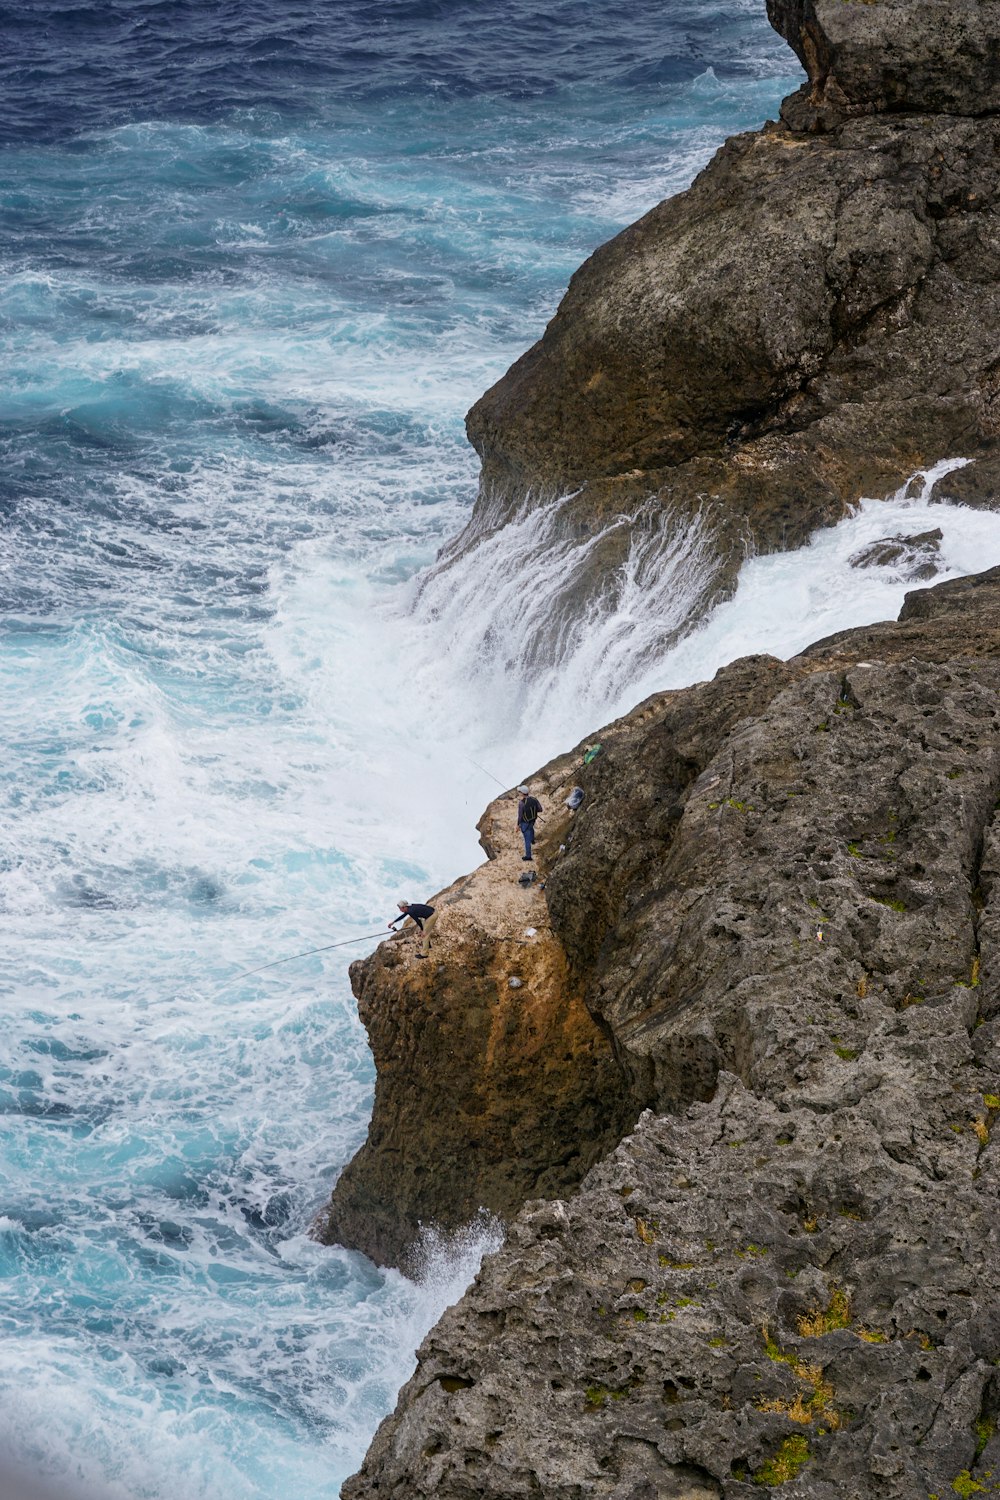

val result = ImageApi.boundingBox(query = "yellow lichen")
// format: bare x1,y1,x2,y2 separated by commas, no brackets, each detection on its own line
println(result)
758,1332,840,1428
798,1288,850,1338
757,1392,813,1425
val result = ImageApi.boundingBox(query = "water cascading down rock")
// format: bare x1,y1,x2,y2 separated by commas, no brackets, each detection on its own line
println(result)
325,2,1000,1495
422,0,1000,663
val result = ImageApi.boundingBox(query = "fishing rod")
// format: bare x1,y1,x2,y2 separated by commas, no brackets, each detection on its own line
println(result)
215,930,388,991
466,755,510,791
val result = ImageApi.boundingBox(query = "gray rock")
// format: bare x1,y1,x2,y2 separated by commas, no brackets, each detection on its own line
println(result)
431,1,1000,665
341,569,1000,1498
767,0,1000,126
930,456,1000,510
334,0,1000,1487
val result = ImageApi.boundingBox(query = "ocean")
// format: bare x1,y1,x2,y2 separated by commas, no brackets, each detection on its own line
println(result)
3,3,1000,1496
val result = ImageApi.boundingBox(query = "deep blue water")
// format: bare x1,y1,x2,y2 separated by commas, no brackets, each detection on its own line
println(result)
0,4,804,1496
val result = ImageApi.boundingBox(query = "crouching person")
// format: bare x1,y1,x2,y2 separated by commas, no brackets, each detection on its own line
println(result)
388,900,437,958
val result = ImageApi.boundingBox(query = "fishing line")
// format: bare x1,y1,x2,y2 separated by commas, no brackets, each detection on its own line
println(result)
215,930,389,991
466,756,509,790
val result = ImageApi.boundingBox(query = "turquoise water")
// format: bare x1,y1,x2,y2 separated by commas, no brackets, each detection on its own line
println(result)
0,4,806,1495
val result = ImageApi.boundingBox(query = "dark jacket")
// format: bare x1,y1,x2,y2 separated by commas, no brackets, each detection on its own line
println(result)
389,902,435,930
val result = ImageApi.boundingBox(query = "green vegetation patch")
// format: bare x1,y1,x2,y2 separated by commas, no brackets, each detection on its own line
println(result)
753,1435,810,1486
975,1417,996,1458
951,1471,988,1496
584,1383,630,1409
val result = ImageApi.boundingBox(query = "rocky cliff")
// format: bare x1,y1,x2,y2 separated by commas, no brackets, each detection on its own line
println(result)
334,564,1000,1499
321,815,634,1272
425,0,1000,653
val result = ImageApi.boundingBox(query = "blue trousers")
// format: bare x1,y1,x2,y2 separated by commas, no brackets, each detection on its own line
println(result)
519,821,535,858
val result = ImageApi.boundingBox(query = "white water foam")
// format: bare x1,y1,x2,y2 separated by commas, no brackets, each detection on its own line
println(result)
403,492,718,774
1,48,992,1498
619,458,999,709
0,12,809,1494
388,458,1000,786
0,1225,503,1500
266,457,1000,850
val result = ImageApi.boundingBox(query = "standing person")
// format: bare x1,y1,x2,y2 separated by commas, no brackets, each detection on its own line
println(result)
516,784,542,861
388,900,437,958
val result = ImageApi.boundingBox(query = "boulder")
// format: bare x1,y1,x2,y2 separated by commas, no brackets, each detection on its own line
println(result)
848,526,943,579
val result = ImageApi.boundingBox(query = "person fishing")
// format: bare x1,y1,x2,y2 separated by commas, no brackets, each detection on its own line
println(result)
516,784,543,861
388,900,437,958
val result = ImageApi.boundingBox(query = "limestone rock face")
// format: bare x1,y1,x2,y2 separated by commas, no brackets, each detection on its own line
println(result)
319,803,635,1271
330,3,1000,1486
338,568,1000,1498
767,0,1000,124
466,113,1000,534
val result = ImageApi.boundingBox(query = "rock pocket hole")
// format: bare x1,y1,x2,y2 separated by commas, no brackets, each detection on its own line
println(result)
438,1375,475,1393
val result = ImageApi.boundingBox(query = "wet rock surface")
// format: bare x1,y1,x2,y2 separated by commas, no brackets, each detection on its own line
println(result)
338,569,1000,1498
848,528,942,580
931,457,1000,511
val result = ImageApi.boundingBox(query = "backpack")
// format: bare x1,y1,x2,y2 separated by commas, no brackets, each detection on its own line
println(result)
521,796,540,825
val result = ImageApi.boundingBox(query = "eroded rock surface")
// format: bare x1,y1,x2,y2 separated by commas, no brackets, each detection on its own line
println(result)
848,528,942,581
767,0,1000,126
329,2,1000,1486
337,569,1000,1498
